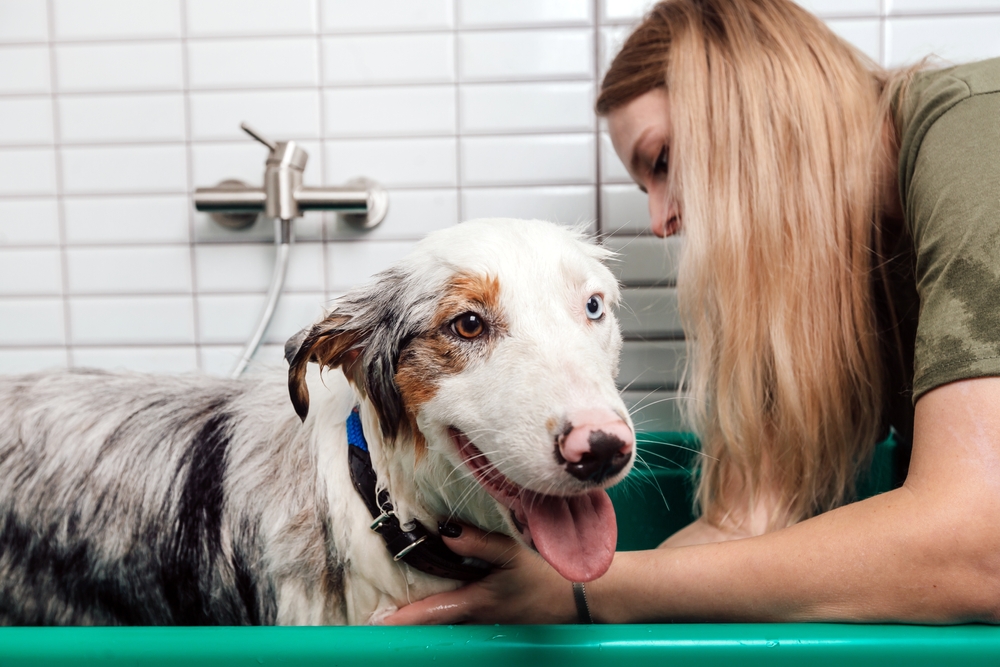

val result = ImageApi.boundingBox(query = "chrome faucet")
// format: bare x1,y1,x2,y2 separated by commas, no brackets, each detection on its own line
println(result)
194,122,388,232
192,122,389,378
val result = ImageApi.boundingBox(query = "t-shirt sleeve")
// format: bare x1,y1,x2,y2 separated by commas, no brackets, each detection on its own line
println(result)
907,88,1000,401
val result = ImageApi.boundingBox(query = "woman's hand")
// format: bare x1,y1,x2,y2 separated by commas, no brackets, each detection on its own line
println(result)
382,525,579,625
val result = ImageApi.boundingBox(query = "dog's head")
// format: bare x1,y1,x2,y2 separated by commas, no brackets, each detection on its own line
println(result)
288,219,634,582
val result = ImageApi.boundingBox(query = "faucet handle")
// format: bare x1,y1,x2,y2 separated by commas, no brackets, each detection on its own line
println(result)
241,121,277,152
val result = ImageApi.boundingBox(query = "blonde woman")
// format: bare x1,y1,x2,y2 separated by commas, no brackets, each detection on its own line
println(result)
388,0,1000,624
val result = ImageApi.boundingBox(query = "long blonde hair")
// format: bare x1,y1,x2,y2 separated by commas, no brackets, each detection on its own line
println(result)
598,0,909,529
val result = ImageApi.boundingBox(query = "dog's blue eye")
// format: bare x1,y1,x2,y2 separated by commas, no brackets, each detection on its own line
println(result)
586,295,604,321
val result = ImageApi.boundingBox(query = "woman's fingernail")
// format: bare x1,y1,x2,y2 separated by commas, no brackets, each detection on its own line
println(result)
438,521,462,538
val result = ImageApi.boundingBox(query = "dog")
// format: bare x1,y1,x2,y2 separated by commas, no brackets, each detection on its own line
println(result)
0,218,635,625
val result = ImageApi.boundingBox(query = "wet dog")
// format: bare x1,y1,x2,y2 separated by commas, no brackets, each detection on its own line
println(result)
0,219,635,625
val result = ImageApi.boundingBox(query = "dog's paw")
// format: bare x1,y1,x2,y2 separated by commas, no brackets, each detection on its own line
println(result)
367,605,399,626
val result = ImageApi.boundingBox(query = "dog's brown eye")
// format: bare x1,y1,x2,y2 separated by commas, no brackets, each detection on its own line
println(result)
452,312,485,339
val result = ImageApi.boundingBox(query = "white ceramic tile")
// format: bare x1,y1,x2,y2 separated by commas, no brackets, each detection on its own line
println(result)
0,97,53,145
600,132,631,182
188,38,319,89
323,34,455,84
61,145,188,194
795,0,880,17
459,0,591,26
0,297,65,345
0,148,56,195
327,240,417,291
0,198,59,245
462,186,596,228
191,140,321,191
193,210,323,244
194,242,324,292
460,82,594,133
52,0,181,40
0,0,48,42
0,348,68,374
826,18,881,62
187,0,317,36
63,195,190,244
196,291,327,344
199,342,288,376
0,248,61,295
324,86,455,137
58,94,186,143
324,138,457,188
602,0,656,22
66,246,192,294
56,43,183,92
189,90,320,141
599,25,632,77
327,188,458,241
321,0,453,31
460,134,595,186
601,183,649,234
69,295,195,344
890,0,1000,15
72,345,199,373
888,15,1000,65
459,29,592,81
0,46,50,94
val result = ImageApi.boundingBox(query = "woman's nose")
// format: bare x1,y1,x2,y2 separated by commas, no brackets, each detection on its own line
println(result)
648,194,679,237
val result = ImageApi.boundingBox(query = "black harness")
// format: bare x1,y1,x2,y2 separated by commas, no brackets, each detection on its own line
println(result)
346,408,491,582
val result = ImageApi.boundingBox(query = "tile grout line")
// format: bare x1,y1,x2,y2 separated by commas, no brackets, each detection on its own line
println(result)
179,0,203,372
881,0,889,67
453,0,464,223
593,0,603,237
316,0,331,305
44,0,71,369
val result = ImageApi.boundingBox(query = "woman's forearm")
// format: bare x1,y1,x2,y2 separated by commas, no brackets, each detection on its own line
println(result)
590,483,1000,624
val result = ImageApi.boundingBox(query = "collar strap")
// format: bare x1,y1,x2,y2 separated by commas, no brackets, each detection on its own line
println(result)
346,409,491,582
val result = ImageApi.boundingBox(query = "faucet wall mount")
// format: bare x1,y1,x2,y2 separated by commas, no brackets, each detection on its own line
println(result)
194,122,388,231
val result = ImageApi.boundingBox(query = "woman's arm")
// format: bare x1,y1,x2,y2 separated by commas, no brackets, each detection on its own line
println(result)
386,377,1000,625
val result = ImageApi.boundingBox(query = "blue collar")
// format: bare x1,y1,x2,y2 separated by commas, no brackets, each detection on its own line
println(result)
346,408,368,452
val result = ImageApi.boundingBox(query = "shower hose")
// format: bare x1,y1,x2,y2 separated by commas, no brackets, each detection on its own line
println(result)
230,217,292,379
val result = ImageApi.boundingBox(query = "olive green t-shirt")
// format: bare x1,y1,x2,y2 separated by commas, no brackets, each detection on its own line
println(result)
895,57,1000,402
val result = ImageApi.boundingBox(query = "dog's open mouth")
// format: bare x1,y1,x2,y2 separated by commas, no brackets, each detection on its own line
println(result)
449,428,616,582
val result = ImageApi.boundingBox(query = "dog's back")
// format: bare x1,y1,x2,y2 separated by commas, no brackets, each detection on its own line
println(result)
0,369,335,625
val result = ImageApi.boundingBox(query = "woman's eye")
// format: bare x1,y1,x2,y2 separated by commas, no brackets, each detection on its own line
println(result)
586,295,605,321
452,312,485,339
652,147,668,176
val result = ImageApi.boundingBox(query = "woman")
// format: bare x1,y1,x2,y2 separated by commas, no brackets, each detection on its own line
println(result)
387,0,1000,624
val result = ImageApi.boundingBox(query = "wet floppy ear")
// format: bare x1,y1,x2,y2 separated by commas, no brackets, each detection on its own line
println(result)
287,314,366,421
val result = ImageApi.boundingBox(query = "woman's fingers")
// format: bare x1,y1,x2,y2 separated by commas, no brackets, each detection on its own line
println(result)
382,589,477,626
382,527,580,625
438,524,521,566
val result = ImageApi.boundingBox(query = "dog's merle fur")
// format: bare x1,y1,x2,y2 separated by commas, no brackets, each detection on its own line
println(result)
0,260,436,625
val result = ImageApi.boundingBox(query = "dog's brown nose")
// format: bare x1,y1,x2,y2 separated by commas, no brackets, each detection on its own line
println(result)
557,410,633,484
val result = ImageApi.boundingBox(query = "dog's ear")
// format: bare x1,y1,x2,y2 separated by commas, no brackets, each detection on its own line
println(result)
286,268,426,436
287,314,366,421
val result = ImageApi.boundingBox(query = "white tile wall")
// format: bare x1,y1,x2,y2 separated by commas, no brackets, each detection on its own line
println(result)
0,0,997,385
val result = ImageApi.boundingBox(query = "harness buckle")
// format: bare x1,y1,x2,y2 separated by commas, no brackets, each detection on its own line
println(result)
370,510,394,531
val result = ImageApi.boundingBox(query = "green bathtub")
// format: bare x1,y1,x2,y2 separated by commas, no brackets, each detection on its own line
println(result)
3,433,998,666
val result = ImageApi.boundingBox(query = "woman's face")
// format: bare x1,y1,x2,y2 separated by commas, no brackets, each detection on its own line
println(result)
606,87,680,237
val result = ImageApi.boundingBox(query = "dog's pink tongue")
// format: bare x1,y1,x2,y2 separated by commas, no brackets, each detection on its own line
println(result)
524,489,617,582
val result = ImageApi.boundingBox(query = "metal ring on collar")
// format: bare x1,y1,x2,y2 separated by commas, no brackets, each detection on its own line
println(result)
393,536,428,561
